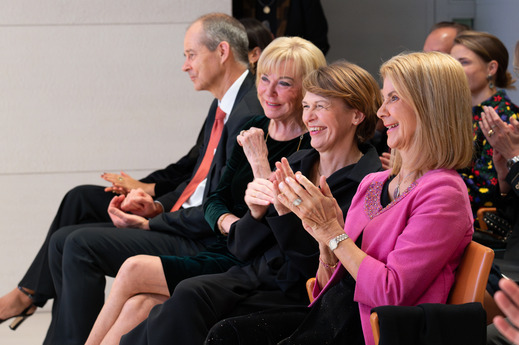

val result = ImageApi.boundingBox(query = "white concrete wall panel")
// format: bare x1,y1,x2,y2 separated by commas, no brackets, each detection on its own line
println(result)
0,1,230,312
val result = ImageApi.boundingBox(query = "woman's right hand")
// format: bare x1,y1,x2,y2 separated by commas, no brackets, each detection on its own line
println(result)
480,106,519,160
244,178,276,220
102,171,156,196
379,151,392,170
237,128,271,179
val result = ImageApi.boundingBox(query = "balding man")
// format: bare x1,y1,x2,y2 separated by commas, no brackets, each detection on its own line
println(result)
423,21,469,53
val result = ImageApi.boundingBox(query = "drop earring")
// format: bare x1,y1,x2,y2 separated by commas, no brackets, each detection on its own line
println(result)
487,74,495,89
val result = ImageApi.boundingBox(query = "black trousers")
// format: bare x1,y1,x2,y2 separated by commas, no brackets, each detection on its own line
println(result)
205,307,309,345
19,185,113,306
120,265,308,345
44,223,211,345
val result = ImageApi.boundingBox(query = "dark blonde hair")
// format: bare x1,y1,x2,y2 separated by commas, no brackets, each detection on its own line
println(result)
454,31,516,90
380,52,473,174
303,60,382,144
256,37,326,84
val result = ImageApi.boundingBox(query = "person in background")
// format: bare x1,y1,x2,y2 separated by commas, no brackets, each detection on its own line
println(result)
233,0,329,55
40,13,264,345
205,51,475,345
239,17,273,75
423,21,469,53
482,104,519,345
451,31,519,231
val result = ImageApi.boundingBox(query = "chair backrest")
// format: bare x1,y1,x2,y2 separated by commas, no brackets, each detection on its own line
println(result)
306,277,316,303
447,241,494,305
370,241,494,345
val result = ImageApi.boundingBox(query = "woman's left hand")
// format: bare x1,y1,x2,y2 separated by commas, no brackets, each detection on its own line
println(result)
237,128,271,178
480,106,519,160
275,158,344,245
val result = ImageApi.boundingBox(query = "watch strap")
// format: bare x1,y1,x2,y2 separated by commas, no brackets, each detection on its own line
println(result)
507,155,519,169
328,233,349,251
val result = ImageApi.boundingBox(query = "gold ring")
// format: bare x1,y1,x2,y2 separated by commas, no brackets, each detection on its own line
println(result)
240,130,245,135
118,177,124,181
488,129,494,137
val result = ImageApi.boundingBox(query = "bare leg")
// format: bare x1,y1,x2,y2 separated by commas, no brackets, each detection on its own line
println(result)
100,293,167,345
0,287,36,321
85,255,170,345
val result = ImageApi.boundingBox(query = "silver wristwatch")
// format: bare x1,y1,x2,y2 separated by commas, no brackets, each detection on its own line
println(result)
507,155,519,170
328,233,349,251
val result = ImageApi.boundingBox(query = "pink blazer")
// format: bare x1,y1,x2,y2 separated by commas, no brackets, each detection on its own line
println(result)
311,169,474,345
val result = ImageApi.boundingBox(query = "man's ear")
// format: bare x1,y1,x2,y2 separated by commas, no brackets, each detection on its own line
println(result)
218,41,231,63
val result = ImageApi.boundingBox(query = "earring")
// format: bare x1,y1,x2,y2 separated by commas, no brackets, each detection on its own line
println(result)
487,74,495,89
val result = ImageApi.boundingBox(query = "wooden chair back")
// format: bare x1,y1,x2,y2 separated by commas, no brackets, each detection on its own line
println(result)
369,241,494,345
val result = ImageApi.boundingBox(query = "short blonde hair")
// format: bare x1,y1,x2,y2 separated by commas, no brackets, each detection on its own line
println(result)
380,52,473,174
303,60,382,144
256,37,326,84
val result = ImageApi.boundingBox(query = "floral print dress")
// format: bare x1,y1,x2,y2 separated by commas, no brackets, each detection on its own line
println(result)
459,90,519,225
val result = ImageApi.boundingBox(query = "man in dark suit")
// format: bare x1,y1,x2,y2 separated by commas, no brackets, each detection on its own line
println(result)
43,13,263,345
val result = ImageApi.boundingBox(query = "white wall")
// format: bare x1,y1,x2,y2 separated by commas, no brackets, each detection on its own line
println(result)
0,0,229,311
475,0,519,103
322,0,432,83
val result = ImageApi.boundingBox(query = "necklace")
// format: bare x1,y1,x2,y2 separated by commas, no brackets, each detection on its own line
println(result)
257,0,275,14
393,171,414,200
265,127,304,151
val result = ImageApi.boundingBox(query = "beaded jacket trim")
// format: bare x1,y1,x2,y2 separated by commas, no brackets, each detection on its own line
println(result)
364,180,418,219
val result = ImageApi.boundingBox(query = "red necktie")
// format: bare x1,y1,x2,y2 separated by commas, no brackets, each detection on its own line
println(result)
170,106,226,212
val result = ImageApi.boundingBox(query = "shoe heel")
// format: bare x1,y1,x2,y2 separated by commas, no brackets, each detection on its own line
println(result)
9,315,26,330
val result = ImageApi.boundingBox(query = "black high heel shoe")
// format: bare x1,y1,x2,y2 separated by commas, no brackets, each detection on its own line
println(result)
0,286,36,330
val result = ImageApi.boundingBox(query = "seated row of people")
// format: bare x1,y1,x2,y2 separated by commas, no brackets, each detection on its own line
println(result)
0,13,518,345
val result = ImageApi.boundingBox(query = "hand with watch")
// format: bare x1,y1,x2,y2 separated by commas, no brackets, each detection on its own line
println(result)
480,106,519,164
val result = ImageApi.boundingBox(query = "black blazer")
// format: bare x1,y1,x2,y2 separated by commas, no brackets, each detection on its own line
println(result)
149,72,264,238
227,145,382,300
139,125,205,197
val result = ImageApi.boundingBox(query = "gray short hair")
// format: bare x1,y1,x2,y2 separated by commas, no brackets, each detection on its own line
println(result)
194,13,249,67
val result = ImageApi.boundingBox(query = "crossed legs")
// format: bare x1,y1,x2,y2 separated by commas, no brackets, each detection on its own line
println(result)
86,255,170,345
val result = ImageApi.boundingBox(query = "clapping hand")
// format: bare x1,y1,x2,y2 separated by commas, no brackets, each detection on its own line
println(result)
275,158,344,245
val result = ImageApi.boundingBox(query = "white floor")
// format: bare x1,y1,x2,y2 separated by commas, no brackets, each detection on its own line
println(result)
0,312,51,345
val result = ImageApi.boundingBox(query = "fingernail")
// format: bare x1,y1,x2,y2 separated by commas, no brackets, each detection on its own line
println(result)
279,182,285,190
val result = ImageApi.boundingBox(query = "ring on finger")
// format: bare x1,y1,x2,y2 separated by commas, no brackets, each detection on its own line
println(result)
292,198,302,206
118,177,124,181
488,129,495,137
